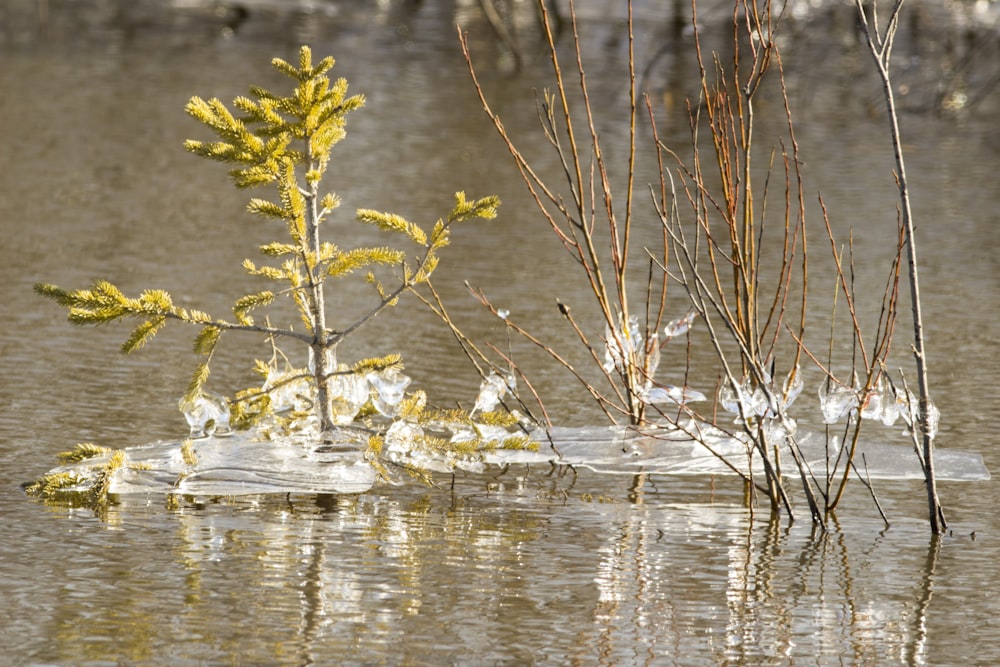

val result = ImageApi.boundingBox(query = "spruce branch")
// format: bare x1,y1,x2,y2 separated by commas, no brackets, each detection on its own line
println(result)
356,209,428,245
34,281,311,346
351,354,404,374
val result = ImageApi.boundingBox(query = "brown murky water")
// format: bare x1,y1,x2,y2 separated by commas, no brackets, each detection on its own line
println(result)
1,1,998,664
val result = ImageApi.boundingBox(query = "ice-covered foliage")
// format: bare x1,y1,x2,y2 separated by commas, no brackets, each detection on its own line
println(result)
26,45,526,507
27,354,540,504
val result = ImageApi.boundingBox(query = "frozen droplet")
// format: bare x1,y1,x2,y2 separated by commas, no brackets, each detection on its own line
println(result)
818,381,858,424
781,367,804,410
368,369,411,418
664,309,697,339
179,391,232,439
497,308,510,320
473,371,514,414
640,384,707,405
327,370,369,425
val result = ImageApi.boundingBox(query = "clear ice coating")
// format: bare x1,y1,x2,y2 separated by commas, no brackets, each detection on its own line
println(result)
384,419,424,457
601,310,709,409
892,386,940,439
819,379,859,424
328,368,369,425
663,309,697,339
782,369,804,410
37,352,985,500
369,368,411,418
472,371,514,414
817,375,940,439
719,367,802,421
264,369,314,413
639,384,707,405
39,309,975,500
40,422,988,501
603,314,643,375
307,345,337,376
179,391,232,439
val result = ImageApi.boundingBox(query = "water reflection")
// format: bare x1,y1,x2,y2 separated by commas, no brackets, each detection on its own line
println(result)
13,464,977,665
160,488,556,664
585,497,948,665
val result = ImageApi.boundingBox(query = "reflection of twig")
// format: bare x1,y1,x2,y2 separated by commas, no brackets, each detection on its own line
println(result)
478,0,522,71
906,535,941,664
855,453,890,527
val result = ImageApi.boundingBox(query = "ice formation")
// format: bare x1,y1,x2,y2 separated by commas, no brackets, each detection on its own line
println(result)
179,391,232,439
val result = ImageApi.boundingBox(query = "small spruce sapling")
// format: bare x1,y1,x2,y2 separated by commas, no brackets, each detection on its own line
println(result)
34,46,505,453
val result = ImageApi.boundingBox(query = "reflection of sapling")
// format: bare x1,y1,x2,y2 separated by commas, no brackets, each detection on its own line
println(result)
31,46,527,485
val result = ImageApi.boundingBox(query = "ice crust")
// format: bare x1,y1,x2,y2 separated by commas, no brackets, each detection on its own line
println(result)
494,426,990,482
42,424,988,499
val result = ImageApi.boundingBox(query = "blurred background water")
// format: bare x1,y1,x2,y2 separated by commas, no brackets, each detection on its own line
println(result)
1,0,998,664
